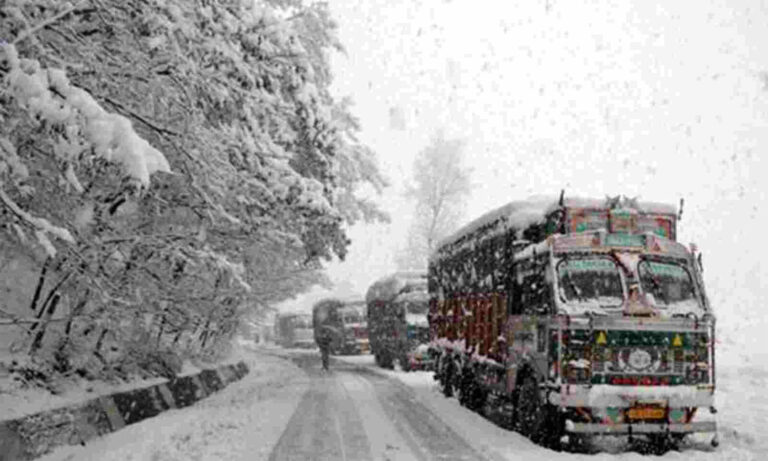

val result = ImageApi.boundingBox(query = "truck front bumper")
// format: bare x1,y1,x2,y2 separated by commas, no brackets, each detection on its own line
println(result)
549,384,716,408
567,421,716,434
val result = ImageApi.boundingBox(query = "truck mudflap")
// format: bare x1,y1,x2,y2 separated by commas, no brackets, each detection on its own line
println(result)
566,421,717,434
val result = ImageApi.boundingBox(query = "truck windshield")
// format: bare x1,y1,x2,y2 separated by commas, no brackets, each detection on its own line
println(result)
343,311,363,324
638,260,698,310
557,257,624,308
294,317,311,329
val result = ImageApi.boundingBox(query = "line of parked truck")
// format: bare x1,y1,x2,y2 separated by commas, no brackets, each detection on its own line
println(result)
276,193,718,451
273,273,435,371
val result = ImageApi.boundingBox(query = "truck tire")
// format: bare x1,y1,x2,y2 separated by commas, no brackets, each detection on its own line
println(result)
458,364,486,411
441,354,455,397
377,351,394,369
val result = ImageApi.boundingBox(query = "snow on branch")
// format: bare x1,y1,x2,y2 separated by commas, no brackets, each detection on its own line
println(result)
0,188,74,257
192,247,252,293
1,43,171,186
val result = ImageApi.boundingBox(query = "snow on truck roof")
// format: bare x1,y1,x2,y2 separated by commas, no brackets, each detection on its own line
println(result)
365,272,427,304
432,195,678,258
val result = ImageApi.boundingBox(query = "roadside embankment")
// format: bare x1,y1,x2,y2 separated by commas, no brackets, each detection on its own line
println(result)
0,361,249,461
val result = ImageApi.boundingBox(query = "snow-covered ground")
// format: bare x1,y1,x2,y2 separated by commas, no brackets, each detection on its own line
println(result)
29,343,767,461
36,347,309,461
0,355,220,421
0,372,168,422
336,349,768,461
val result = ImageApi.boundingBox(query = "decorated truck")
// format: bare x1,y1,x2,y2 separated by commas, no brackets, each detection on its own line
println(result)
275,312,315,349
312,298,345,354
366,272,430,369
428,194,717,451
312,298,370,355
340,299,370,354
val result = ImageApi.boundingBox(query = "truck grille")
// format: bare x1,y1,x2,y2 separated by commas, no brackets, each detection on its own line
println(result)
558,329,711,386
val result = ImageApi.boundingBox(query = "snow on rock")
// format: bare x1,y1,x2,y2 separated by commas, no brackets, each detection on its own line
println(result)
177,360,203,377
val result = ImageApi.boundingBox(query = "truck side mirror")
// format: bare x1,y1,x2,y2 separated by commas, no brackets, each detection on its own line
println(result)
697,253,703,272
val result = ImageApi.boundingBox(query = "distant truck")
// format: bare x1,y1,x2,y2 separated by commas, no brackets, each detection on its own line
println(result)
312,298,369,355
366,272,430,369
428,195,717,451
312,299,344,354
339,299,370,354
274,312,315,349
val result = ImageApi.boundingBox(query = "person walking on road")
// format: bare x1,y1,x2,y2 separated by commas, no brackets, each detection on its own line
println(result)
317,324,335,371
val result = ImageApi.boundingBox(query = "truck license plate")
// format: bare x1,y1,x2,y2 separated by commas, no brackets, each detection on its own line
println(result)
628,406,665,420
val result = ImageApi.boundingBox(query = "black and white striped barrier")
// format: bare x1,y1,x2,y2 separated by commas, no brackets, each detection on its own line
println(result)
0,361,249,461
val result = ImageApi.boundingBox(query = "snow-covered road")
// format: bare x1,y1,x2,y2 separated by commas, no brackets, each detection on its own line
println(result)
37,346,766,461
269,353,485,460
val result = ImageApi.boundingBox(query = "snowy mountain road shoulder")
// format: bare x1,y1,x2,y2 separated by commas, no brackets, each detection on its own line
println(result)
268,352,488,461
33,347,767,461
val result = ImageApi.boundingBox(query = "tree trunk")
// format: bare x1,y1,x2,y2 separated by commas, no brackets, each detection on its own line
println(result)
156,314,166,347
65,290,89,338
29,293,61,354
28,257,51,312
200,316,213,349
28,271,72,334
93,328,109,364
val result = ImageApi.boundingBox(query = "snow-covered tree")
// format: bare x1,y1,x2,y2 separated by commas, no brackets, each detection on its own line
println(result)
0,0,386,381
397,131,472,271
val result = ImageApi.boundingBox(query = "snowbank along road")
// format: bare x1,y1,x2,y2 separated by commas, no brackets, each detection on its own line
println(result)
37,347,766,460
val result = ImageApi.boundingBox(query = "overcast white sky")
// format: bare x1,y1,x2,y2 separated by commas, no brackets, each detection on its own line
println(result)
279,0,767,351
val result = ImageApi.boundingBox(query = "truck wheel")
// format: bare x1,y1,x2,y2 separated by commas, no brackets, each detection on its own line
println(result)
646,434,679,454
441,356,455,397
516,375,562,448
567,434,594,454
378,351,394,369
457,367,472,407
398,353,410,372
459,365,485,411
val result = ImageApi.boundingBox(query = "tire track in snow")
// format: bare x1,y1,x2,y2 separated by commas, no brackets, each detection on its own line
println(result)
339,372,423,461
357,368,488,461
268,356,372,461
271,353,489,461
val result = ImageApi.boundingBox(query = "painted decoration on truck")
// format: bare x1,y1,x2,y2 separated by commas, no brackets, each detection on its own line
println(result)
637,214,675,239
609,208,638,234
567,208,609,233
